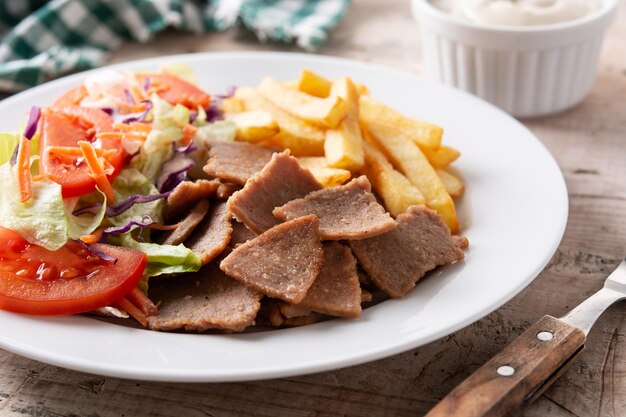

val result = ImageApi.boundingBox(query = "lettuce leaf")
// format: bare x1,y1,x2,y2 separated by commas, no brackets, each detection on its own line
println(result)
109,168,164,226
0,132,39,166
195,119,236,143
158,62,199,85
115,233,201,278
131,95,189,184
0,163,105,250
65,188,107,240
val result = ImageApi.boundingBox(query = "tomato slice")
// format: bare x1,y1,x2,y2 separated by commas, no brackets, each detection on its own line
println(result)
0,227,147,315
40,106,124,198
138,73,211,109
53,84,88,107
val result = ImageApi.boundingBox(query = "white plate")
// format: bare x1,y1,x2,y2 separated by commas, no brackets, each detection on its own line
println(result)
0,52,568,382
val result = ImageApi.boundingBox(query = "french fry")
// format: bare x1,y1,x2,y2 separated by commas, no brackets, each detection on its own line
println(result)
359,95,443,151
296,156,352,187
324,77,364,171
259,77,348,128
307,167,352,187
235,87,325,156
298,69,332,98
437,169,464,199
356,83,370,96
361,140,425,217
296,156,329,169
228,111,279,143
283,80,299,89
364,123,459,233
221,97,246,113
422,145,461,169
298,70,370,98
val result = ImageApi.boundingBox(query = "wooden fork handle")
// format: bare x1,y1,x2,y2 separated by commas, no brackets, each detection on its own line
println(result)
424,315,586,417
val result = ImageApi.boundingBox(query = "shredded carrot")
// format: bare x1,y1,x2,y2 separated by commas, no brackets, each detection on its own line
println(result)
127,73,149,103
127,287,158,316
147,83,169,95
79,227,106,244
147,222,181,231
16,136,32,203
113,99,148,113
96,131,148,141
44,173,61,182
47,146,116,158
116,297,148,327
78,141,115,204
31,174,44,182
113,122,151,134
181,124,197,145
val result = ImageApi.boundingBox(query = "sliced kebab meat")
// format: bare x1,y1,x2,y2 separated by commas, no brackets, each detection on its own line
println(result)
220,215,324,304
158,199,210,246
296,242,362,318
228,150,322,234
349,205,467,298
185,201,233,265
203,140,279,185
273,175,397,240
148,264,262,332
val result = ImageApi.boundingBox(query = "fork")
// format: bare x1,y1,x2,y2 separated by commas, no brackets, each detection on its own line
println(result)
425,258,626,417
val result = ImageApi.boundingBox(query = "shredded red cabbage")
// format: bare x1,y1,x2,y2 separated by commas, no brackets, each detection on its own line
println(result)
119,100,153,124
204,86,237,123
205,106,223,123
101,215,154,241
24,106,41,140
75,240,117,263
11,106,41,166
9,144,18,166
101,107,114,116
156,151,195,193
124,88,135,105
176,141,197,154
73,192,170,217
142,77,151,91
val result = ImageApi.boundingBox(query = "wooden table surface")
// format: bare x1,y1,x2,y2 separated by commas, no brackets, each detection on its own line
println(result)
2,1,625,416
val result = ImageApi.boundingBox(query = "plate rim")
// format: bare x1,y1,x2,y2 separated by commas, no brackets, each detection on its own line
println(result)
0,51,569,382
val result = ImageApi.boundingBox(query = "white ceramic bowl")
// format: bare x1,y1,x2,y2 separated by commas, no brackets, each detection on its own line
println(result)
411,0,619,117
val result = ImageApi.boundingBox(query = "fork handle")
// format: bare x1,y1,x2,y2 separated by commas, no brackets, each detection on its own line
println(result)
424,315,586,417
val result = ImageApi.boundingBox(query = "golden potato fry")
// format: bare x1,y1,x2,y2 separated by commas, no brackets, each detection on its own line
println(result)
356,83,370,96
221,97,246,113
324,77,364,171
364,124,459,233
359,96,443,151
296,156,329,169
295,156,351,187
422,145,461,169
298,69,332,98
235,87,325,156
307,167,352,187
298,70,370,98
259,77,348,128
283,79,299,89
437,169,464,199
228,111,279,142
360,141,425,217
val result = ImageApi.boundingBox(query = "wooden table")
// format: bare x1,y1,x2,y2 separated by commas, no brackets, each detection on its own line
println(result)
1,1,625,416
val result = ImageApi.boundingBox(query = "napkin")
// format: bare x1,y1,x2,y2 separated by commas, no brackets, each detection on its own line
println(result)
0,0,350,92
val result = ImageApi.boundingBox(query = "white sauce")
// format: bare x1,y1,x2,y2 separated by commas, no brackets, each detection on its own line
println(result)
431,0,601,26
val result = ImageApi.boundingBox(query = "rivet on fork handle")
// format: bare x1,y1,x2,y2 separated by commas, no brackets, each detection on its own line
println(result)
424,315,585,417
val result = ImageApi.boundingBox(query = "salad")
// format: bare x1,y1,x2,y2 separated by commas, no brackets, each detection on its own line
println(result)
0,64,233,326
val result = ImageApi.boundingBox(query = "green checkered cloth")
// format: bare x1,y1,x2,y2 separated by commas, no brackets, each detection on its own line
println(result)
0,0,350,92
